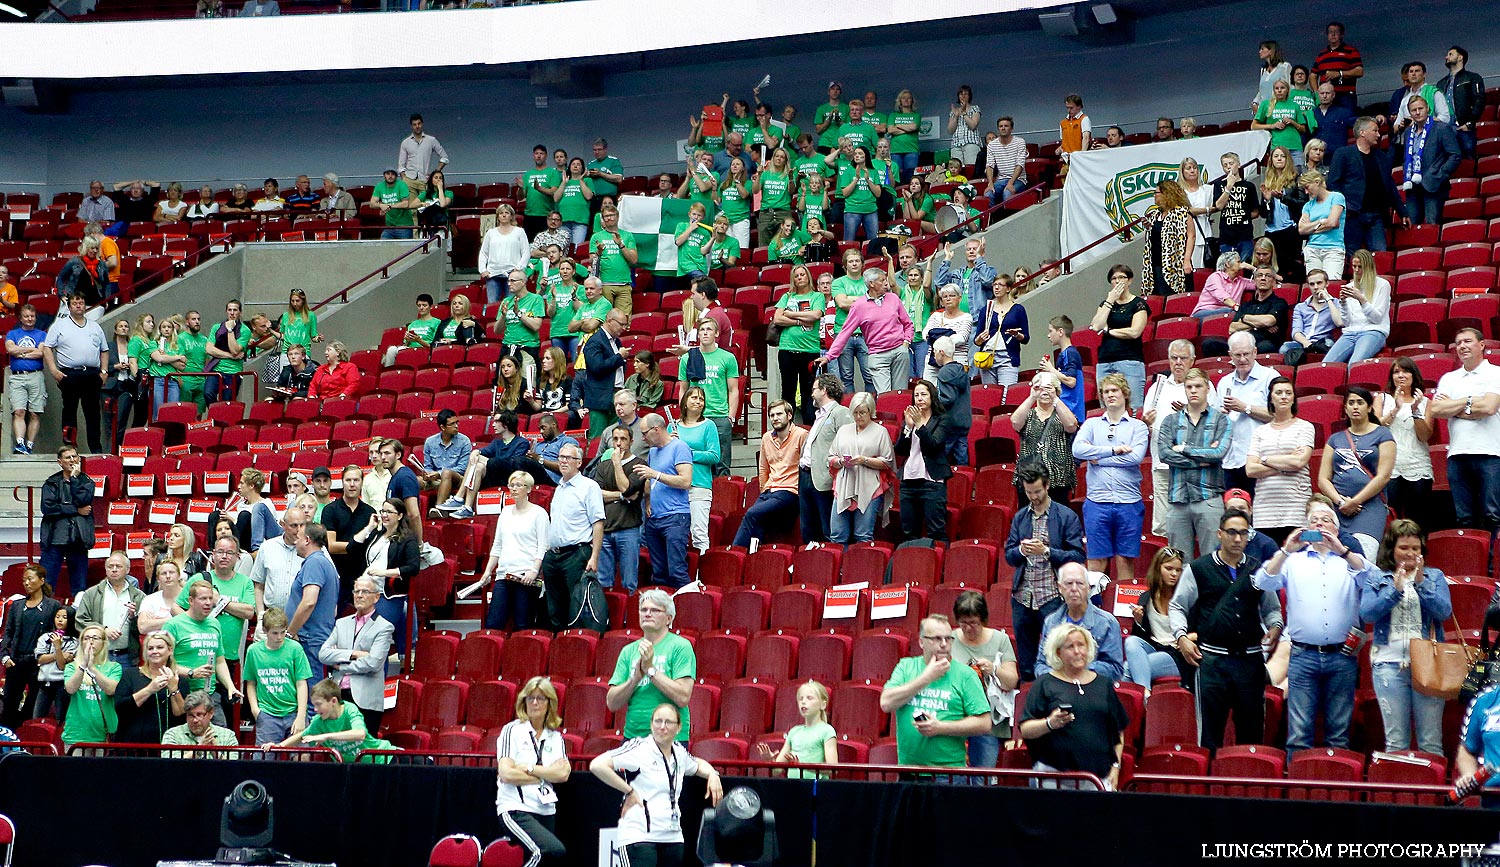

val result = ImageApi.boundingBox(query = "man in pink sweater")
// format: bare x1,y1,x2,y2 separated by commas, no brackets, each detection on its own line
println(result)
820,269,914,395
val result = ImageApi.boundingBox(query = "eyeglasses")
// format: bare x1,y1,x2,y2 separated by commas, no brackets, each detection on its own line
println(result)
1221,528,1251,538
524,695,550,702
557,454,580,462
379,509,399,516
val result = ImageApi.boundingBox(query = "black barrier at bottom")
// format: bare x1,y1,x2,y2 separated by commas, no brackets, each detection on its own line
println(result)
1,755,1498,867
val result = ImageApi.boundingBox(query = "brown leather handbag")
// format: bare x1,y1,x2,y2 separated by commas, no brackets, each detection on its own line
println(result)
1410,612,1478,700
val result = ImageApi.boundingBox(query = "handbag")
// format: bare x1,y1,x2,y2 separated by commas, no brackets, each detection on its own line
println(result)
1460,626,1500,706
972,350,995,369
1411,612,1478,700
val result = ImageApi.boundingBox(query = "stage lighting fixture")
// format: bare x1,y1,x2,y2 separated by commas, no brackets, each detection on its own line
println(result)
695,786,778,867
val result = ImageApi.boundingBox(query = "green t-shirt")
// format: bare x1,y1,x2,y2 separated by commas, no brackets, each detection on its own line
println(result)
719,179,751,222
814,102,847,148
830,275,867,330
758,171,792,211
794,155,834,189
586,156,624,198
698,131,725,153
609,631,696,740
837,164,880,214
501,292,548,347
906,193,938,220
675,222,712,276
1255,99,1316,152
888,111,921,154
177,330,208,373
726,115,755,141
870,159,898,196
374,180,413,227
213,323,251,375
556,178,593,224
899,281,932,329
278,312,318,351
176,571,254,661
243,638,312,718
837,120,880,152
572,297,613,335
547,283,587,336
128,335,153,374
672,420,719,489
61,660,122,745
707,236,741,269
785,720,836,779
888,655,988,768
778,121,803,148
775,290,824,353
800,198,827,234
164,613,222,694
306,701,394,762
748,124,777,153
692,346,738,418
147,338,180,377
590,230,636,284
522,167,562,217
1289,87,1317,117
686,167,719,211
404,316,441,349
768,231,810,265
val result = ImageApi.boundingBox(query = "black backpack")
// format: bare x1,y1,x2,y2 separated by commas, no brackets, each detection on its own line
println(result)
566,569,609,635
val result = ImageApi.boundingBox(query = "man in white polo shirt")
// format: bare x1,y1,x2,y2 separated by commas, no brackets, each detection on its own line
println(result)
1430,327,1500,534
1212,331,1275,496
1142,339,1215,536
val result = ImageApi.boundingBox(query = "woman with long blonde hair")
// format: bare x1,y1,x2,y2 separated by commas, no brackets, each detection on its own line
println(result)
1260,145,1303,282
1140,179,1195,295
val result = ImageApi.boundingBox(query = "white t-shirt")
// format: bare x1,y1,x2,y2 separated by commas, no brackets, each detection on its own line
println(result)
139,591,173,634
495,719,567,816
603,737,701,846
1246,419,1316,528
1436,361,1500,457
479,226,532,277
1214,364,1275,470
488,504,550,577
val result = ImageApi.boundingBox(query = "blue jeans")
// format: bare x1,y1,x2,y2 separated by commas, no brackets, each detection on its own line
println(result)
375,595,411,654
1404,186,1447,226
830,494,883,546
843,210,879,244
1192,307,1232,320
1014,596,1064,680
1124,635,1181,689
381,228,415,240
733,490,798,548
152,376,180,421
1285,644,1358,754
644,511,692,588
909,340,929,386
562,222,587,248
1096,359,1145,411
1322,330,1386,364
485,577,539,631
946,436,968,468
39,543,87,592
598,525,641,593
1343,210,1388,255
837,334,870,395
485,275,509,305
552,335,578,363
1371,660,1445,754
1458,127,1478,161
799,469,833,544
892,153,920,185
967,734,1000,770
1447,454,1500,531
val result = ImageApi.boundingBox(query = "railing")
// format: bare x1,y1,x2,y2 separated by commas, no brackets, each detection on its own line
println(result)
66,741,341,761
105,234,230,312
697,757,1108,788
1124,772,1457,806
357,748,493,768
10,487,34,562
1,741,60,757
309,233,441,313
148,370,260,420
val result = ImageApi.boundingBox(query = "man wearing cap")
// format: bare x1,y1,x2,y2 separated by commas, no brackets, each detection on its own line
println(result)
814,81,848,153
309,467,334,522
1222,489,1279,563
371,169,415,241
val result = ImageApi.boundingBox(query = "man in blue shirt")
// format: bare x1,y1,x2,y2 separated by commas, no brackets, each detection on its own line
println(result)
1277,269,1342,367
1071,372,1149,585
1309,82,1355,155
1033,563,1125,681
380,438,424,545
1252,501,1373,756
419,409,472,505
287,523,340,697
5,303,48,455
528,412,579,485
633,415,694,589
541,441,605,631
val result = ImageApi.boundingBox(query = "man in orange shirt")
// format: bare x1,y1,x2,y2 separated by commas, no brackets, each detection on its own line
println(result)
1058,93,1093,178
732,400,807,547
85,222,120,300
0,264,16,314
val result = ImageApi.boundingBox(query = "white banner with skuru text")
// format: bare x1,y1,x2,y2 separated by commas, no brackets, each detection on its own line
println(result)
1060,130,1271,270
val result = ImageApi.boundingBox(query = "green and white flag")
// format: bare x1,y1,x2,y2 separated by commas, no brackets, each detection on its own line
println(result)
618,195,715,275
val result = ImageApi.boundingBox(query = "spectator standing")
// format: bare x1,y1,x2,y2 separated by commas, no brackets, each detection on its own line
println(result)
1311,83,1356,156
682,319,739,476
1253,80,1314,168
1311,22,1364,111
1088,265,1149,411
61,625,121,749
179,537,255,680
606,590,697,738
1317,387,1396,541
397,113,449,197
1019,623,1129,788
581,311,630,439
478,205,531,305
895,381,951,542
822,269,912,396
669,387,719,555
975,274,1027,388
345,494,419,649
773,265,825,423
1072,374,1149,584
1011,373,1079,506
591,426,647,594
1210,153,1262,262
286,525,340,692
497,677,572,867
113,630,183,745
1372,357,1433,519
947,85,983,166
1253,502,1373,754
32,604,76,724
1244,377,1315,541
1139,181,1196,297
1398,95,1462,226
1004,463,1086,680
519,145,561,238
1327,117,1404,254
1169,508,1283,751
879,614,990,769
0,564,61,726
1143,341,1211,534
948,592,1020,771
1297,171,1347,280
478,473,549,631
589,204,637,315
933,238,996,321
633,417,694,589
1437,46,1485,160
797,374,851,544
249,514,305,636
827,392,895,546
1158,369,1231,558
164,578,239,724
1252,40,1291,111
42,294,108,453
6,304,47,455
734,401,806,547
539,443,605,629
319,577,394,736
1428,328,1500,534
1214,332,1275,495
74,551,144,671
931,336,972,466
242,609,310,746
371,169,415,241
204,300,250,404
39,445,93,592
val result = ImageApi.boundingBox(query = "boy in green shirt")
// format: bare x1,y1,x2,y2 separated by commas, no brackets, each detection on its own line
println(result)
371,169,415,240
268,678,395,763
500,273,547,374
813,81,847,151
402,294,442,350
673,202,713,279
243,609,311,745
686,318,739,477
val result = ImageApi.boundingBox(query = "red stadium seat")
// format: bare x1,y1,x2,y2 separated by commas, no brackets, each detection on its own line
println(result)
943,540,997,588
418,679,470,732
454,633,504,683
548,629,599,682
414,632,460,680
429,833,482,867
561,677,616,734
769,585,823,633
1428,530,1491,576
698,547,745,589
790,546,842,587
594,629,642,678
840,542,891,583
719,679,775,737
1137,743,1210,776
796,630,852,683
433,726,484,753
744,631,799,680
851,630,908,681
499,630,552,685
719,588,771,634
832,680,887,740
1142,686,1198,747
465,680,518,730
743,546,793,590
890,544,944,588
480,840,526,867
688,680,721,737
385,678,423,735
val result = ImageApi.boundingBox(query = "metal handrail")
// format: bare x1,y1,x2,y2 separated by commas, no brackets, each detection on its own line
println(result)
697,757,1108,788
65,742,341,761
105,234,228,311
308,234,441,313
1124,772,1456,803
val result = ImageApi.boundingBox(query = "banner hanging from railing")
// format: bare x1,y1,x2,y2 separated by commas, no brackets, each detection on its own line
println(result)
1060,130,1270,270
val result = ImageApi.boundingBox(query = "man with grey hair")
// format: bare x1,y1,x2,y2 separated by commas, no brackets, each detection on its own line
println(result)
595,388,649,462
540,441,605,630
1327,115,1404,255
319,173,356,219
711,131,757,175
1142,338,1215,536
932,335,971,465
607,589,696,740
1212,331,1275,494
162,690,239,752
77,180,115,225
821,269,913,395
1034,562,1125,681
581,308,631,439
632,415,694,588
879,613,990,768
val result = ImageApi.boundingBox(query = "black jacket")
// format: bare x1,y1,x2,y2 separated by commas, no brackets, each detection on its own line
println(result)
936,361,971,435
40,469,95,549
1408,120,1464,191
1186,553,1267,649
1436,68,1486,128
0,596,62,664
580,330,627,412
1326,144,1403,214
894,415,953,481
347,533,420,596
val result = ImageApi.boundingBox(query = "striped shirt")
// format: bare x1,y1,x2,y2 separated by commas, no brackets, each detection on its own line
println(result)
1312,43,1364,98
1157,406,1230,504
985,136,1028,184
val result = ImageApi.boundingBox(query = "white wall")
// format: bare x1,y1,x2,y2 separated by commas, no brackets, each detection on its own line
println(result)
4,0,1496,198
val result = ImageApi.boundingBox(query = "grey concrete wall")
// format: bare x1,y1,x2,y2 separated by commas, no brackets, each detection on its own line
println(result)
1015,232,1146,371
237,240,432,322
984,195,1061,279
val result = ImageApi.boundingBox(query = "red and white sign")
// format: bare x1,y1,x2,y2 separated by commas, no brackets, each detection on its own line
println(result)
119,446,148,468
476,490,515,516
870,587,910,621
299,439,329,452
1113,583,1147,619
148,499,179,525
247,442,274,454
822,584,862,621
268,496,288,513
92,477,107,499
107,502,137,525
124,531,153,559
126,474,155,497
164,473,193,496
188,419,214,432
89,530,112,559
187,499,218,523
164,443,192,457
204,472,231,494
